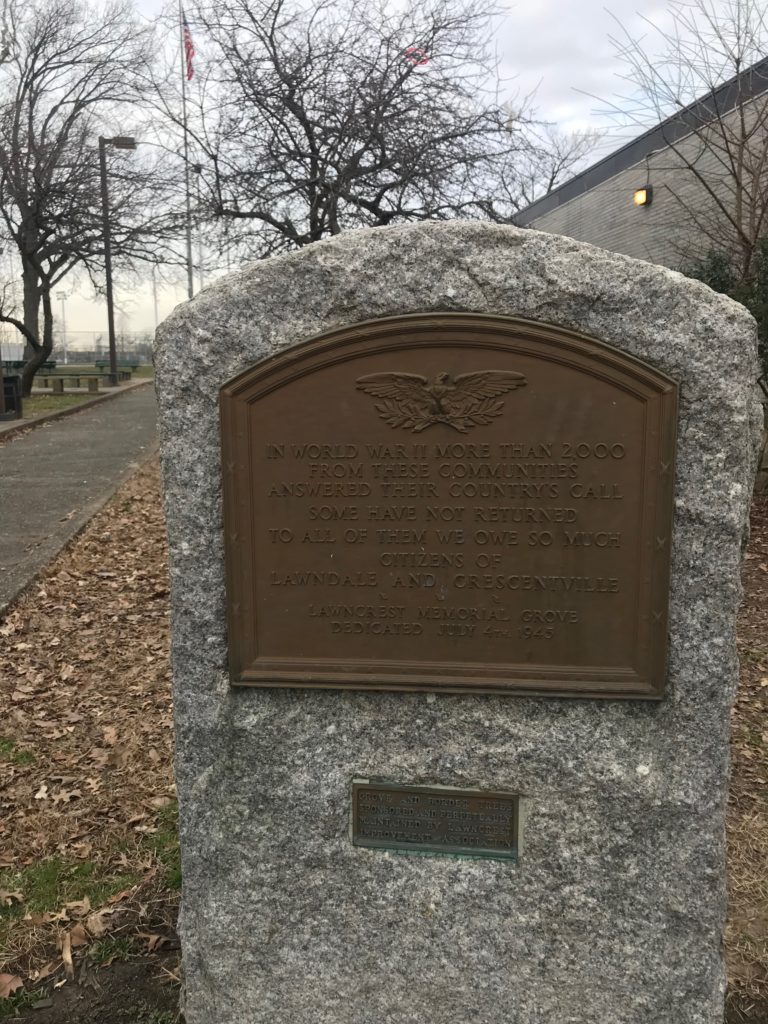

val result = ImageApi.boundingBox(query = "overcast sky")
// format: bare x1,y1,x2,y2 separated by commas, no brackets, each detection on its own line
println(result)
56,1,690,339
500,1,675,132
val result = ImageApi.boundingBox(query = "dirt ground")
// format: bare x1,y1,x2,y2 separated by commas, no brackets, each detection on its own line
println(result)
725,496,768,1023
1,459,766,1022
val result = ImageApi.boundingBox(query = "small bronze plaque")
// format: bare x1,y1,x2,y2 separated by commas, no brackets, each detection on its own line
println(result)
220,313,677,697
351,780,519,859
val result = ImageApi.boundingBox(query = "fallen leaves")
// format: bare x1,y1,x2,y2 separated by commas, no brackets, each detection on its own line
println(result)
29,961,61,983
69,923,89,948
51,788,81,805
136,931,167,953
729,496,768,1000
0,459,176,994
0,974,23,999
85,907,115,938
0,459,174,871
4,873,177,999
62,896,91,919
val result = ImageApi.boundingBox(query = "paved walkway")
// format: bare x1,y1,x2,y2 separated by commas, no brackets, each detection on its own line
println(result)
0,385,158,612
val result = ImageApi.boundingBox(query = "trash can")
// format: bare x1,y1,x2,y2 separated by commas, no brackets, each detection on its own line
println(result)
1,374,22,420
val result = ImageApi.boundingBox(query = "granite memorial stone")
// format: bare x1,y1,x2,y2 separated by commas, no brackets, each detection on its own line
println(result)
155,221,761,1024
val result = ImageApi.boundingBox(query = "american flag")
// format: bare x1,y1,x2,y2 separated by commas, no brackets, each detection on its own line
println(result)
182,13,195,81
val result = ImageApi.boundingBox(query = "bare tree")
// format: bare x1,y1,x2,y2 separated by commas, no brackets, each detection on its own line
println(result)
154,0,595,260
476,122,599,222
0,0,181,395
599,0,768,283
0,275,37,361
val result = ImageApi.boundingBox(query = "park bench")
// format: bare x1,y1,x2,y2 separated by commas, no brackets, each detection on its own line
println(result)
38,374,102,394
95,361,138,375
92,366,133,382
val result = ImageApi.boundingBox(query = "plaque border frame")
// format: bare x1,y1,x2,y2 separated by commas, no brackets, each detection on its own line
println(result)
220,313,677,699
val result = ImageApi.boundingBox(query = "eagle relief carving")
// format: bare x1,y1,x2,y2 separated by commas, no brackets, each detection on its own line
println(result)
355,370,527,433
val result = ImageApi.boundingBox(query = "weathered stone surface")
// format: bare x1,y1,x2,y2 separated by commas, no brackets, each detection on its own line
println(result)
155,222,762,1024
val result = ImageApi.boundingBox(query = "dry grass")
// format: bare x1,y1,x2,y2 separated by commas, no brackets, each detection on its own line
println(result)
22,394,93,418
727,812,768,986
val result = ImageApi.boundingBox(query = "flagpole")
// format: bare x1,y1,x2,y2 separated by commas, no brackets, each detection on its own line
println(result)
196,169,205,290
179,0,194,300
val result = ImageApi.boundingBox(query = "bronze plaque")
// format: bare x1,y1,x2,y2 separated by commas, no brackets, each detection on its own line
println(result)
220,313,677,697
351,780,519,859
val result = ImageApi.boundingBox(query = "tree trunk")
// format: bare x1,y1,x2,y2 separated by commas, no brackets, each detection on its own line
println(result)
20,286,52,399
22,263,40,359
20,264,44,398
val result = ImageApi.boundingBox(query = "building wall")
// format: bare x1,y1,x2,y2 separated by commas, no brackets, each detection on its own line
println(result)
522,110,760,272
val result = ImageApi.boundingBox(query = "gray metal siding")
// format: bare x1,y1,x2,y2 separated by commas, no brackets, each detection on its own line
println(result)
523,120,750,270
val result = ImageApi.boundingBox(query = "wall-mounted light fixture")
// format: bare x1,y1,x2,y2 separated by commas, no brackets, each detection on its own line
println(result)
633,186,653,207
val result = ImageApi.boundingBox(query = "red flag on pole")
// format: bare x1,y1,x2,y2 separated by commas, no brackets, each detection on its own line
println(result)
182,13,195,81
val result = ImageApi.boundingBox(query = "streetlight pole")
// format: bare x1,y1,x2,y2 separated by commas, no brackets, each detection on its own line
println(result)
98,135,136,386
56,291,67,365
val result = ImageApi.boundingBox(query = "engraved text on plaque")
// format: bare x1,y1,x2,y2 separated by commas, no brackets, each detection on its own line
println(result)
351,780,519,860
220,314,677,697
